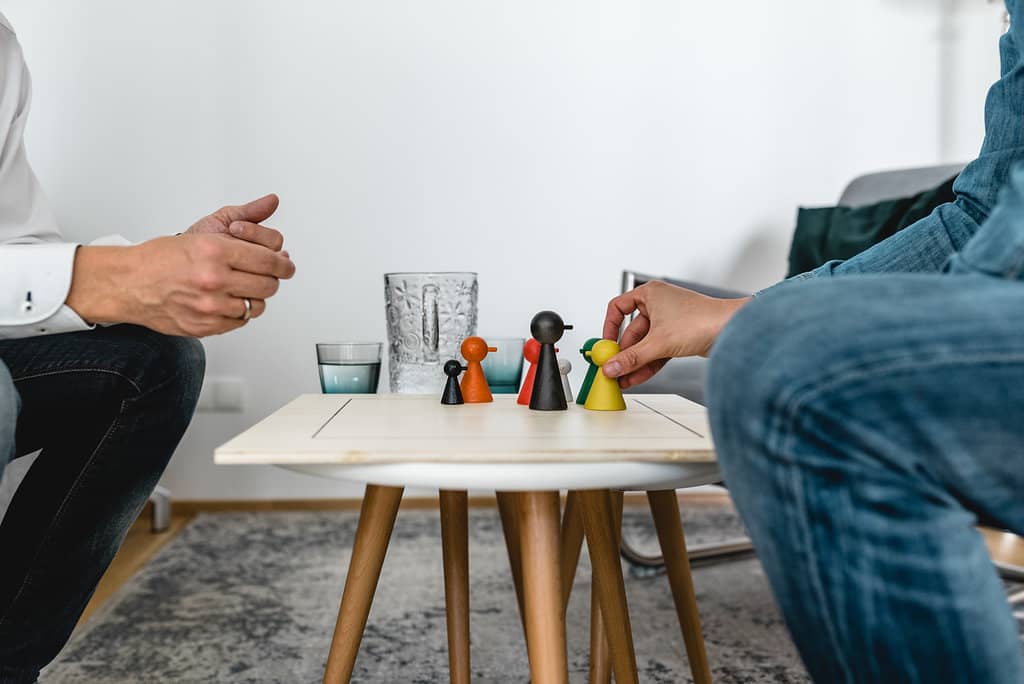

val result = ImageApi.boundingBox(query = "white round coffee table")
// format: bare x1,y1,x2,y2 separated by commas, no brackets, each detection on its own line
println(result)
216,394,718,684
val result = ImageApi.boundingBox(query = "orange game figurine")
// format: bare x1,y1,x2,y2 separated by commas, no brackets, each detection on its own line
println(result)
584,340,627,411
460,336,498,403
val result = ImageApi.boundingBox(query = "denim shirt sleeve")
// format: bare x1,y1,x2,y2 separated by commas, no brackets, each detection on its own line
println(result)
773,0,1024,286
946,165,1024,278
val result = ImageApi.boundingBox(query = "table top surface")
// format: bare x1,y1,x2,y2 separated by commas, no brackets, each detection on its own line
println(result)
215,394,715,466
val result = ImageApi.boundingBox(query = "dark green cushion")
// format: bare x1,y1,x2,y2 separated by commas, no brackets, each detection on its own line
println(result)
786,176,957,278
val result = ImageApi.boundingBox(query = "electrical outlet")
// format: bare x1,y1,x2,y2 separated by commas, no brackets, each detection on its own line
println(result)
216,378,244,411
196,383,217,412
197,377,245,413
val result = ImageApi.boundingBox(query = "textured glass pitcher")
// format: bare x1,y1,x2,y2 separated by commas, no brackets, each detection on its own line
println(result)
384,272,478,393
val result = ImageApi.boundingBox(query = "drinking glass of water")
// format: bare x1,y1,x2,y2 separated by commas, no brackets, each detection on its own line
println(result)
316,343,382,394
480,337,525,394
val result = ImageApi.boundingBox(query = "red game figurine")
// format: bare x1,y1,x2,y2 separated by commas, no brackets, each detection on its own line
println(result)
517,339,541,405
460,336,498,403
517,338,561,406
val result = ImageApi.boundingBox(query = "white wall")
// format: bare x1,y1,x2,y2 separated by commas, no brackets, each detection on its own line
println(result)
1,1,1006,500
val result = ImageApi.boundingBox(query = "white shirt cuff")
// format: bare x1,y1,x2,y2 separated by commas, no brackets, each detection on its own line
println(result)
0,242,94,339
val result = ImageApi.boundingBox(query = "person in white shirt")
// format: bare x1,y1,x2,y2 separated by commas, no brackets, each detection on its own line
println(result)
0,14,295,681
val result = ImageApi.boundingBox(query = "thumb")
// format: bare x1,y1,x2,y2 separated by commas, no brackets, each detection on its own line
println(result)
602,337,662,379
219,193,280,224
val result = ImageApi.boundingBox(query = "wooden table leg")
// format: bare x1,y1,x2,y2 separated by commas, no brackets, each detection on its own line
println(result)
578,489,638,684
560,491,585,612
440,490,470,684
517,491,569,684
496,492,527,635
648,490,713,684
588,589,612,684
323,484,404,684
587,491,623,684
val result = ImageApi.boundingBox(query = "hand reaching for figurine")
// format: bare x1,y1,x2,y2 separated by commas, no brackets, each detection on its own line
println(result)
601,281,750,389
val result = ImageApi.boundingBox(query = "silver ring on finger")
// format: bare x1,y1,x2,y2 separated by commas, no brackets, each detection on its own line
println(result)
241,297,253,321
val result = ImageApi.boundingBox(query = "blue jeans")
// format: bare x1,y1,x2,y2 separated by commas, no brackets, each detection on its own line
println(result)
708,274,1024,683
0,325,203,683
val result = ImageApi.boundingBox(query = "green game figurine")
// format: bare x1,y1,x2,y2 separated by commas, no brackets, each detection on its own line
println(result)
576,337,601,405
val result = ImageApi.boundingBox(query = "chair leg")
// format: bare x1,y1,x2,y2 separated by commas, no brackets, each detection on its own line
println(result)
620,536,754,568
323,485,404,684
517,491,569,684
150,485,171,533
588,491,623,684
440,490,470,684
496,492,527,635
559,491,585,612
648,489,713,684
578,490,638,684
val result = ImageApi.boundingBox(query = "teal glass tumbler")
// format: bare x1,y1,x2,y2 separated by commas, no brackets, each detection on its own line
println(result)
316,343,382,394
480,337,525,394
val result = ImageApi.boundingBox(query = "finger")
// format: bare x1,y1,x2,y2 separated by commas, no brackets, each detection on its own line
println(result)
215,319,248,336
194,317,246,338
603,290,643,340
602,336,664,379
226,271,280,300
227,240,296,279
228,221,285,251
618,314,650,351
217,194,280,225
228,297,267,320
618,359,668,389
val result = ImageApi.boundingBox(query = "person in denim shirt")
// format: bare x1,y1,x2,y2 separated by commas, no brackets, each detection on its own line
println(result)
603,2,1024,682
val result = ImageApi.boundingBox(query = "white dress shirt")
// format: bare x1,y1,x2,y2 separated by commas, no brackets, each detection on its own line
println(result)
0,13,116,339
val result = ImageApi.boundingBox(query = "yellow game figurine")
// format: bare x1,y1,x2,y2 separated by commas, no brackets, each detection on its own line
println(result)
584,340,627,412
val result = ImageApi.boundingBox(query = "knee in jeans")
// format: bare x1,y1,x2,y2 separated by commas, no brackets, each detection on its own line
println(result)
148,335,205,419
117,329,205,419
706,285,834,466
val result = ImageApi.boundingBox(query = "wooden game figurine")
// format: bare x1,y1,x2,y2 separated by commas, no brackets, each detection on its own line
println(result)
460,336,498,403
576,337,600,405
558,358,573,404
517,338,542,406
529,310,574,411
584,339,627,411
441,360,466,405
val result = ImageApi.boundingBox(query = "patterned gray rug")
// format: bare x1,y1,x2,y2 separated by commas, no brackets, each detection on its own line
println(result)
41,503,1023,683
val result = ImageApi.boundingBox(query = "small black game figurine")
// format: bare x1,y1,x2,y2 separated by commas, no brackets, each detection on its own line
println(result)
529,310,573,411
441,360,466,405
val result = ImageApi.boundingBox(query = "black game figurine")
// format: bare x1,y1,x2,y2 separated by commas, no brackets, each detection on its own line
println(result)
529,310,574,411
441,360,467,405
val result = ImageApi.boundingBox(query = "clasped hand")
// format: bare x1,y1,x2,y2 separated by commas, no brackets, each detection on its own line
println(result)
68,194,296,338
148,193,296,336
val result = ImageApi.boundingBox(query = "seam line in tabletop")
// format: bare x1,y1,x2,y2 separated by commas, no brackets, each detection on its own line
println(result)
311,399,352,439
632,399,704,438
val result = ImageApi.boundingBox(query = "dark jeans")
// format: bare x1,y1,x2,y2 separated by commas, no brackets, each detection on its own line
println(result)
0,325,204,683
708,274,1024,683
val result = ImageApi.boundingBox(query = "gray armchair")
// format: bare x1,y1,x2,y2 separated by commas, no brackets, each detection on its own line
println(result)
620,162,968,568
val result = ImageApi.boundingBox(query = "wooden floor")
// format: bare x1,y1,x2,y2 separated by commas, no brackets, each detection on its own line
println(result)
77,499,1024,631
984,527,1024,569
